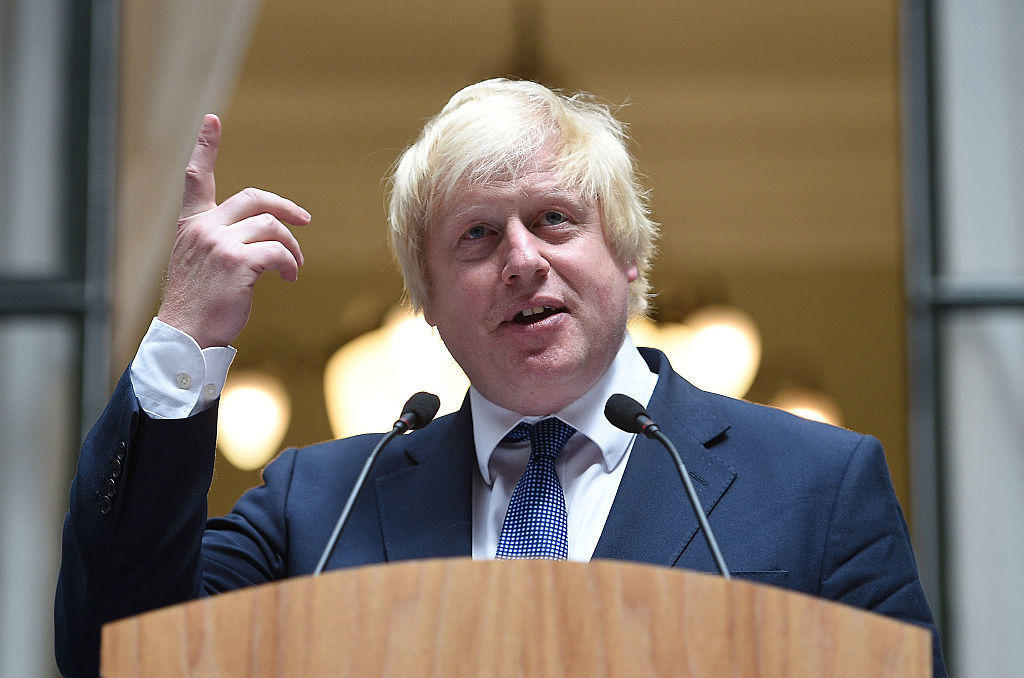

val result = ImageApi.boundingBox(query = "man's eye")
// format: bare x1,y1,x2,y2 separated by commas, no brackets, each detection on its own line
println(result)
465,225,488,240
543,211,567,225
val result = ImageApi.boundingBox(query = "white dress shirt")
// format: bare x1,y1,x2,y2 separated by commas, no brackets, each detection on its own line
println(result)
130,318,235,419
130,319,658,563
469,336,658,562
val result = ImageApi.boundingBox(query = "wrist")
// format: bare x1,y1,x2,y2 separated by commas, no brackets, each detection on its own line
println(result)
156,311,225,349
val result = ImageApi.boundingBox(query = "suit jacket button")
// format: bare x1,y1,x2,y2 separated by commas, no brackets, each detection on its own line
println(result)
98,496,112,515
116,440,126,462
103,477,116,495
110,458,122,479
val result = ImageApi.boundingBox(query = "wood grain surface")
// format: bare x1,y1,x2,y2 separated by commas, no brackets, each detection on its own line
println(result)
101,558,930,677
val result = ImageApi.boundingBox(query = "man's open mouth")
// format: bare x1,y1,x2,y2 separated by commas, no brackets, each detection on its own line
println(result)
513,306,565,325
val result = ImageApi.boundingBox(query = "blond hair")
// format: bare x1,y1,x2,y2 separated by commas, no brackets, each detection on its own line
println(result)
388,78,659,315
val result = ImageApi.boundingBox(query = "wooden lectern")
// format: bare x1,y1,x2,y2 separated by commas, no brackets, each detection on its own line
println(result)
101,558,930,677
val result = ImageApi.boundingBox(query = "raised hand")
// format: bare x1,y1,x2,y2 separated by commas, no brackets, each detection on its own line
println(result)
157,114,311,348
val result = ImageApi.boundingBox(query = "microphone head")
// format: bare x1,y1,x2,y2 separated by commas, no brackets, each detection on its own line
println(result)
604,393,649,434
401,391,441,430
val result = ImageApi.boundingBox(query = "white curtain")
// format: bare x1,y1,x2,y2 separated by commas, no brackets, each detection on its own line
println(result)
114,0,264,369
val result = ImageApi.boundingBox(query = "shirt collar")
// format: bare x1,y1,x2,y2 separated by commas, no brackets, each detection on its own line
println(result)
470,334,659,485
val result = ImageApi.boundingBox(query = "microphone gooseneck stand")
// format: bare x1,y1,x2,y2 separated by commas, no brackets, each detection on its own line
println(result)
312,392,440,576
604,393,731,579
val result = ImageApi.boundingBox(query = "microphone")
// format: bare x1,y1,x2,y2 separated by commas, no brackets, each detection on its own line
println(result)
604,393,660,436
313,392,441,575
605,393,731,579
394,391,441,432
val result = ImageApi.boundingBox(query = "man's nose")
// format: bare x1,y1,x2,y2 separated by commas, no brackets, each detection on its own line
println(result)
501,220,549,284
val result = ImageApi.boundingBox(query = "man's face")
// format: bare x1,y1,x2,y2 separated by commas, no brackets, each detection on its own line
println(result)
422,155,637,415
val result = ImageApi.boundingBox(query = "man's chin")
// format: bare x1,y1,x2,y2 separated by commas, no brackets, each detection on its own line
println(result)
511,342,583,375
496,350,595,412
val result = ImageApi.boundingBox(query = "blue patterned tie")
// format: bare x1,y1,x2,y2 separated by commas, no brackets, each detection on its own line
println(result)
495,418,577,559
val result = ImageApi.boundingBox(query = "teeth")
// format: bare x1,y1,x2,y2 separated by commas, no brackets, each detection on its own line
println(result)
520,306,551,317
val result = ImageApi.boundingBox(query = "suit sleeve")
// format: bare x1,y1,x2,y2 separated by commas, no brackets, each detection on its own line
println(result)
54,369,213,676
818,434,948,678
56,366,308,677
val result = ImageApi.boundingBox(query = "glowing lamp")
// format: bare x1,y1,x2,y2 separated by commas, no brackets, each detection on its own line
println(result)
324,306,469,438
217,370,291,470
629,305,761,399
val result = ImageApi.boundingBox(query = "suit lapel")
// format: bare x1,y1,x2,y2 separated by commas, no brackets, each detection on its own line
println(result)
374,401,475,561
593,349,736,567
372,349,736,567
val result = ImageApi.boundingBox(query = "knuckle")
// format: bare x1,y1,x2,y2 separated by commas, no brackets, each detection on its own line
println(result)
214,243,244,268
241,187,262,203
275,243,295,265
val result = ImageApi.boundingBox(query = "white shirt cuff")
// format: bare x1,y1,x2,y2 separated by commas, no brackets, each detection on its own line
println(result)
129,318,237,419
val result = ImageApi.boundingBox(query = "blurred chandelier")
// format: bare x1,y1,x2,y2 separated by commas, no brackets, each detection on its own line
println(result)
323,304,766,439
628,306,761,400
323,306,469,438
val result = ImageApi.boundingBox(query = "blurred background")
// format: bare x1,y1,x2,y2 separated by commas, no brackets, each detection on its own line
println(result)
1,0,1021,675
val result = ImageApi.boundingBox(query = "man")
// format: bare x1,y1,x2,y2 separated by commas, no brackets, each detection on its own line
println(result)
56,79,946,676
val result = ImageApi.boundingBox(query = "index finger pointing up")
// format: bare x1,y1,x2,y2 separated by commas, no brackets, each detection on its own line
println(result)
181,114,221,219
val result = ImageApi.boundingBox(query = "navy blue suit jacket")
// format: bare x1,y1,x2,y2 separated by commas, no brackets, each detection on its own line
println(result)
56,348,945,677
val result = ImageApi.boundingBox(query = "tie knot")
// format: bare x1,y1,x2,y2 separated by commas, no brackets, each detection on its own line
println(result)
502,418,576,460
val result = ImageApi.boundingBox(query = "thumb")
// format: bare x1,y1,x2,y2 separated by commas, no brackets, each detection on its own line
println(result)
180,114,221,219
